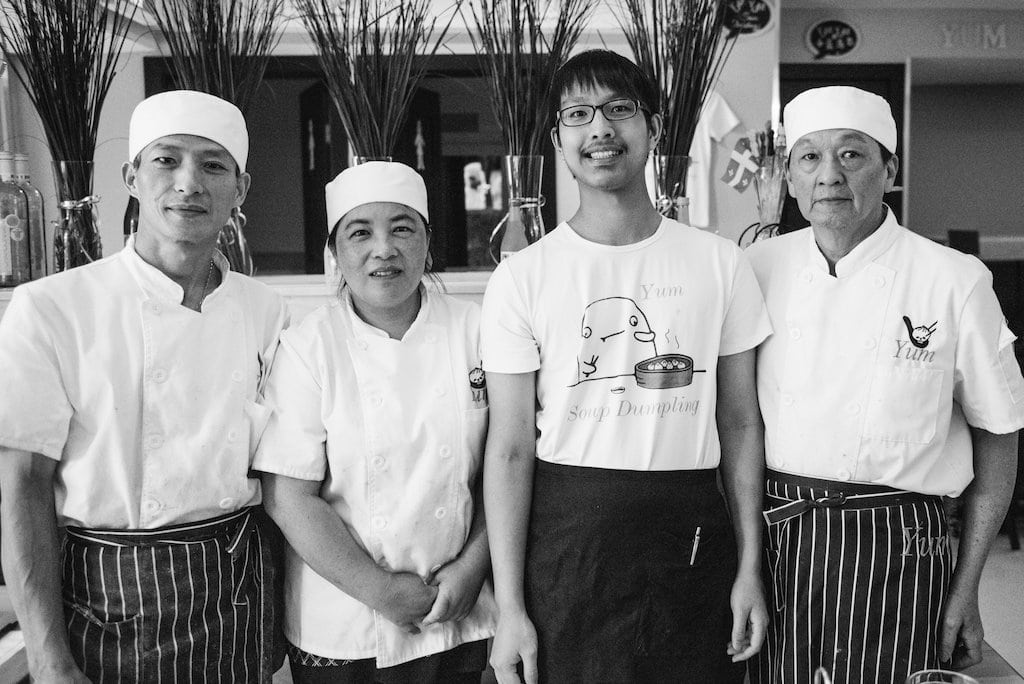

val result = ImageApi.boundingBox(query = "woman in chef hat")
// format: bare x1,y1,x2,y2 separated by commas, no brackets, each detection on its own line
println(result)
254,161,495,683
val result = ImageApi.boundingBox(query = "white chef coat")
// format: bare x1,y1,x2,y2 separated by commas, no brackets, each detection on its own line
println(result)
252,286,496,667
0,237,288,528
747,209,1024,496
481,218,771,471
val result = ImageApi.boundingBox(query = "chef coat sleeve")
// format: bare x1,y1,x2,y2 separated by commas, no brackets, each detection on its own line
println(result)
252,326,328,481
481,260,540,374
0,287,73,460
719,247,773,357
953,271,1024,434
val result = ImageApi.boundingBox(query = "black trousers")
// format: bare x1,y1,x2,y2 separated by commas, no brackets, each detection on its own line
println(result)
287,639,488,684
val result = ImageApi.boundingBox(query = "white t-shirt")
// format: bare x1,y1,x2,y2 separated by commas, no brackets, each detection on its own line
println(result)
687,91,740,229
481,218,771,471
253,287,495,666
747,210,1024,496
0,238,288,528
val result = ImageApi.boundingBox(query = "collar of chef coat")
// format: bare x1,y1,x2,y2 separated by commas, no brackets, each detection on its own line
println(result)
808,205,900,278
122,235,229,305
341,282,432,342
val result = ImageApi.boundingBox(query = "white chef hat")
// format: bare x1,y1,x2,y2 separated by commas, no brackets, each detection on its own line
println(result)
784,86,897,154
323,161,430,290
128,90,249,172
325,161,429,234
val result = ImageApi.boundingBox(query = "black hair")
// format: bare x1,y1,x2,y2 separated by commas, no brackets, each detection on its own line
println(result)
548,50,659,133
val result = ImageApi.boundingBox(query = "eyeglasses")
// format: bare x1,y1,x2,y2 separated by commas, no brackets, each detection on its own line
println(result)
556,99,645,127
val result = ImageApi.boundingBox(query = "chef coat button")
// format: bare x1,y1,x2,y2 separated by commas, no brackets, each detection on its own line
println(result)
227,430,239,442
848,403,861,416
800,270,813,283
231,370,243,382
781,393,794,406
439,445,452,459
372,455,386,470
145,434,164,450
371,395,384,407
152,368,168,383
837,470,852,481
434,386,447,397
372,516,387,530
142,499,161,514
358,340,368,350
150,302,162,315
219,497,235,510
789,328,801,340
434,507,447,519
863,337,877,350
874,275,886,288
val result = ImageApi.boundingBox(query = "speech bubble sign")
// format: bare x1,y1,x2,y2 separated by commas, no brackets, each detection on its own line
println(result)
806,20,859,59
724,0,774,38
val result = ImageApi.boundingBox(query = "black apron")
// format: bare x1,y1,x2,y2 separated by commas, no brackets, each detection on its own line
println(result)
525,460,744,684
750,470,951,684
61,506,281,683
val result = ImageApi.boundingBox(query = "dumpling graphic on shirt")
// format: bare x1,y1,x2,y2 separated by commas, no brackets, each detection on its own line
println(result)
574,297,657,385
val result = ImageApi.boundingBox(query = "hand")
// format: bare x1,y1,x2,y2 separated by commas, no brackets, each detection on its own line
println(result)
939,583,984,669
489,608,539,684
371,571,438,634
32,658,91,684
725,570,769,662
421,558,487,626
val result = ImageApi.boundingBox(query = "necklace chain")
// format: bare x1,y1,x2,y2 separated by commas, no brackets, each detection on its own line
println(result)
200,258,216,304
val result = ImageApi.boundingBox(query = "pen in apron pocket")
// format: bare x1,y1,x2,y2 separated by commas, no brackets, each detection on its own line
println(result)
689,526,701,566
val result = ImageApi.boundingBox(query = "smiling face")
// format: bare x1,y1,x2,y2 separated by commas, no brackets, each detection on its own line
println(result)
551,82,661,195
124,134,249,253
332,201,430,330
787,129,898,239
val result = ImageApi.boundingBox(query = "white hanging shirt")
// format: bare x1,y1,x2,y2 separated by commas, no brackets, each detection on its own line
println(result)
252,287,496,667
0,237,288,528
687,91,740,229
481,218,771,471
747,210,1024,496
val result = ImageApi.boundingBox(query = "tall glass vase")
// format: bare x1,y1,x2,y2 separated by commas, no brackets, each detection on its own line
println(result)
489,155,545,264
653,155,691,224
216,209,254,275
51,161,102,272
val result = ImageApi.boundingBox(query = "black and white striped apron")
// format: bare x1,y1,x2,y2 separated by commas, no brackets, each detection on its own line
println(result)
750,470,951,684
525,460,744,684
61,506,279,683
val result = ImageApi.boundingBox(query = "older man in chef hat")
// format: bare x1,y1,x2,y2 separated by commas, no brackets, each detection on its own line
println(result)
0,90,288,682
745,85,1024,683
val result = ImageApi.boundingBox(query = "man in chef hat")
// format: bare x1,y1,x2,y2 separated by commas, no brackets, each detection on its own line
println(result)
0,90,287,682
746,85,1024,683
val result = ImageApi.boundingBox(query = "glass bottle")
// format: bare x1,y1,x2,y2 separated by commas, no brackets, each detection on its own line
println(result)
0,152,31,286
13,153,47,279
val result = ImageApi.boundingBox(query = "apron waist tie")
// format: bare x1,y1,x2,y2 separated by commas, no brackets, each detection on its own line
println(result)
763,490,933,526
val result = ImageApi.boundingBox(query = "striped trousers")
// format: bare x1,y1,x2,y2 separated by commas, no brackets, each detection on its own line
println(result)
750,472,951,684
61,507,279,683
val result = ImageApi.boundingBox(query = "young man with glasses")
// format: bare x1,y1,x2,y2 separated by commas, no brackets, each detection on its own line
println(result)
480,49,770,683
